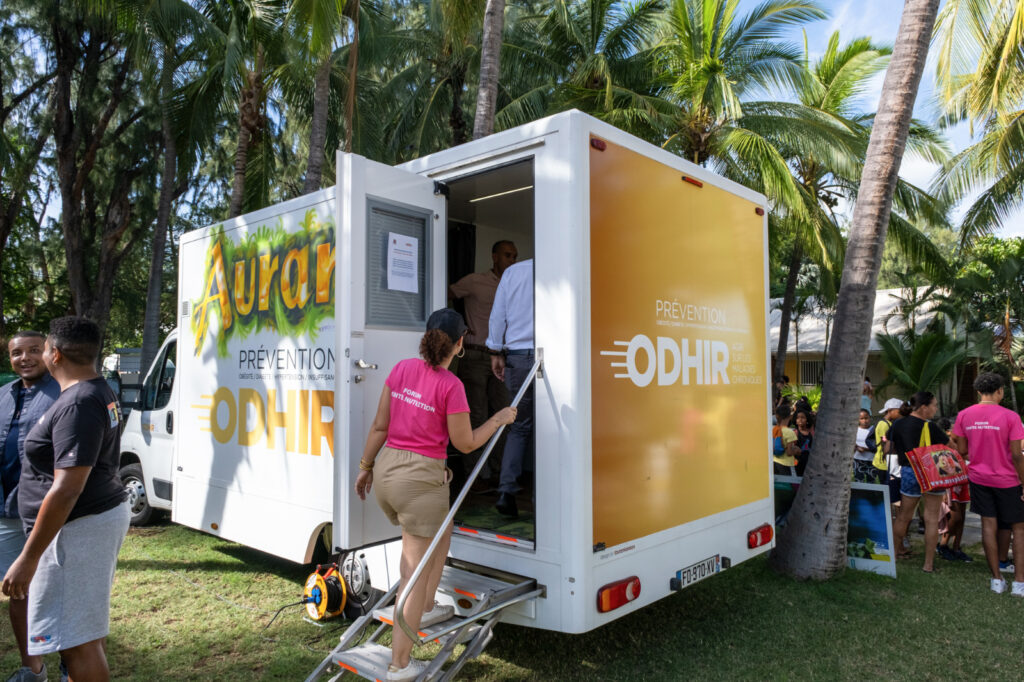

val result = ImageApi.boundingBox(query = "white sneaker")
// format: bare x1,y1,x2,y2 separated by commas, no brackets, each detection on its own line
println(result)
991,578,1007,594
5,665,47,682
1012,581,1024,597
386,658,428,682
420,602,455,627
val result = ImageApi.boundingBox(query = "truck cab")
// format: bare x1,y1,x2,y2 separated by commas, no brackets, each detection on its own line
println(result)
119,330,178,525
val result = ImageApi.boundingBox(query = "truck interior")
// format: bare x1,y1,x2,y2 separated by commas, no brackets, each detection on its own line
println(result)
443,158,536,548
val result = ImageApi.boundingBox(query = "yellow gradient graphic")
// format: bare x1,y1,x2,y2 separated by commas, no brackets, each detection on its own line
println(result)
590,139,770,548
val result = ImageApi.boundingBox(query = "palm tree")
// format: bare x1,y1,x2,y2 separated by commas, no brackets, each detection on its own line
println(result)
285,0,348,192
762,32,951,387
472,0,505,139
658,0,826,168
117,0,213,371
534,0,671,141
876,331,966,403
932,0,1024,247
373,0,485,160
188,0,285,217
771,0,942,580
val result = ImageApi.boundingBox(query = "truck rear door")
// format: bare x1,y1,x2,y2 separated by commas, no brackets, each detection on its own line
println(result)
334,153,447,551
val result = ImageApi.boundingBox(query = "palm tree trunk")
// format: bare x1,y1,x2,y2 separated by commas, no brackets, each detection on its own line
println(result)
771,0,940,580
775,241,803,382
449,62,468,146
142,60,178,375
304,57,332,193
472,0,505,140
344,0,360,153
794,324,800,383
229,48,265,218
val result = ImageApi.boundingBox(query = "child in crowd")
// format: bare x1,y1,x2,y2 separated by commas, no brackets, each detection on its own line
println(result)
793,409,814,476
852,409,878,482
937,417,972,562
772,404,800,476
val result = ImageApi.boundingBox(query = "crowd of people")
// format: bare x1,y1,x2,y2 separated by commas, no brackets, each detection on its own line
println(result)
773,372,1024,594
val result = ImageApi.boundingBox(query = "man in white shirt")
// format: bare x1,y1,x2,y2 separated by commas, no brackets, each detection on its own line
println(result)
448,241,517,481
486,259,534,517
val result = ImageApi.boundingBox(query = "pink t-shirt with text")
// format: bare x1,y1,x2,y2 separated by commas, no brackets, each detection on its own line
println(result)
953,403,1024,488
385,358,470,459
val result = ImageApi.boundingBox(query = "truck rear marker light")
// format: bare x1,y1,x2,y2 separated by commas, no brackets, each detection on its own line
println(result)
590,138,607,151
496,534,517,542
748,524,773,548
681,175,704,188
597,576,641,613
457,526,478,534
755,207,765,216
454,588,479,599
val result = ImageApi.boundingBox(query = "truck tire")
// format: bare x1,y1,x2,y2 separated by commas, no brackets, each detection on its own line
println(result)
341,552,384,619
120,463,154,526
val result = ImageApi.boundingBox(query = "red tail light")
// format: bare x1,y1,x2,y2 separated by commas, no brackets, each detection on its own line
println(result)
748,524,773,548
597,576,641,613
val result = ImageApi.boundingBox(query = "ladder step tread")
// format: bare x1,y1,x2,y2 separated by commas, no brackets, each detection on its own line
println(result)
332,643,391,682
372,606,481,643
437,564,523,600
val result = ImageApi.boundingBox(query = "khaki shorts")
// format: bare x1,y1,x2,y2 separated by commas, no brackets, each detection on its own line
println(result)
374,446,450,537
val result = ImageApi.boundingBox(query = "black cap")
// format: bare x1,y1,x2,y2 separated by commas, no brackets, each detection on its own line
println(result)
426,308,468,343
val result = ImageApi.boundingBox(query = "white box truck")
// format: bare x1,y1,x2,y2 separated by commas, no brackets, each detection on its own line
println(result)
121,110,774,650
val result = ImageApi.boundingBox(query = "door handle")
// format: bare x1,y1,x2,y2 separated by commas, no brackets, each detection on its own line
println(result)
166,411,174,434
355,359,378,370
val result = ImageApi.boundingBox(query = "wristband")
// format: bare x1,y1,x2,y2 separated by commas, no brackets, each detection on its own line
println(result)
359,459,374,471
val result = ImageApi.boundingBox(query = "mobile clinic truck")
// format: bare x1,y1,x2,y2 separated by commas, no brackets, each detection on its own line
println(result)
121,110,774,668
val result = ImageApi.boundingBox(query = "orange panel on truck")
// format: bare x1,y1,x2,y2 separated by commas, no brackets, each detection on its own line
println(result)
590,139,770,549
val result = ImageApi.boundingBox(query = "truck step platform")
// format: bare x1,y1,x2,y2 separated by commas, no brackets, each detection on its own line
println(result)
305,559,542,681
370,606,479,645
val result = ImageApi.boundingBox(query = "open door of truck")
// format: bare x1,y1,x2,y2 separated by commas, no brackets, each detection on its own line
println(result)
334,153,448,553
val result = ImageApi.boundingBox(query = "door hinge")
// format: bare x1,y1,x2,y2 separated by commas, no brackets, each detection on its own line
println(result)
433,181,450,198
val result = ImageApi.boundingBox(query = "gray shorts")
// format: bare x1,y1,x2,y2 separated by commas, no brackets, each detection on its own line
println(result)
27,502,130,655
0,515,27,574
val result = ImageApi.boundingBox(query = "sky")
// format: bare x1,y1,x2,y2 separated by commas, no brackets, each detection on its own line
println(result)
736,0,1024,239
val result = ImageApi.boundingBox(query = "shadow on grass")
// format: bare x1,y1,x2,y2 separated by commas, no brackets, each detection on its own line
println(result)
117,558,294,573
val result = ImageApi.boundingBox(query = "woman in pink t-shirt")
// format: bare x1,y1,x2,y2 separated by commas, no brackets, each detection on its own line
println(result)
951,372,1024,595
354,309,516,681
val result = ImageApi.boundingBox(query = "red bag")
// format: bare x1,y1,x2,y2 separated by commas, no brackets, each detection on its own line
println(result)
906,423,968,492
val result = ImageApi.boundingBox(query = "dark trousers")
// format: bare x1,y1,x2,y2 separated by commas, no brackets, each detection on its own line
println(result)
455,347,509,477
499,351,535,495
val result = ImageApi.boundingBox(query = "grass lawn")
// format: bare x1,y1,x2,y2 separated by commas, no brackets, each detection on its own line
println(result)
1,520,1021,680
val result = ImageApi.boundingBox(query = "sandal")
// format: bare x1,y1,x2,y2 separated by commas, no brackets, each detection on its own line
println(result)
897,550,915,560
922,566,936,573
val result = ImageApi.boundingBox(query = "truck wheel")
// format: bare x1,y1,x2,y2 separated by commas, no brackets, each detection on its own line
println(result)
120,464,154,526
341,552,384,619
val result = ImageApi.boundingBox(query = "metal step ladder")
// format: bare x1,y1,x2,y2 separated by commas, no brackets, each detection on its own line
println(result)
306,356,543,682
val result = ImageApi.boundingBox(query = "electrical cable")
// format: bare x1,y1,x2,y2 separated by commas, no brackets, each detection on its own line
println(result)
260,599,312,641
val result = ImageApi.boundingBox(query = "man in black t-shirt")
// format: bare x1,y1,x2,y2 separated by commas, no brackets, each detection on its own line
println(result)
1,317,129,682
18,379,126,531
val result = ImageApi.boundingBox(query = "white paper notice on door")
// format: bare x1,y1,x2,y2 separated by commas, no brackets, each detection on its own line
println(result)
387,232,419,293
